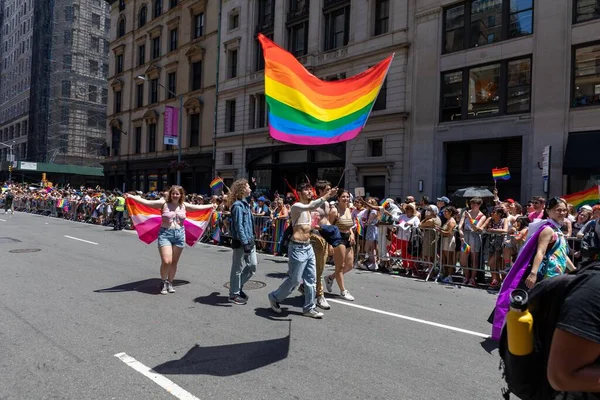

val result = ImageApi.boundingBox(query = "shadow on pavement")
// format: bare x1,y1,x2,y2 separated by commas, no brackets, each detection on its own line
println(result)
94,278,190,295
480,337,498,354
193,291,232,307
265,272,288,279
153,322,291,376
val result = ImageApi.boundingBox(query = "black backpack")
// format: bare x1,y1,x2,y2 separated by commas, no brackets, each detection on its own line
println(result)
581,220,600,261
499,262,600,400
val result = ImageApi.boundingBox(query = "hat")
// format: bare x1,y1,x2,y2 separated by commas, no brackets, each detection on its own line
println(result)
580,205,593,212
257,196,267,202
437,196,450,204
505,198,515,204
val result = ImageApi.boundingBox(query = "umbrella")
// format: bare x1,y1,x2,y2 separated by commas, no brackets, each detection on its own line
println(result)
451,187,495,199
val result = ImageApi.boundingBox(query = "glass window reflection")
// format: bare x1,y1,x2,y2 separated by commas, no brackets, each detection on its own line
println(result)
468,63,500,117
470,0,503,47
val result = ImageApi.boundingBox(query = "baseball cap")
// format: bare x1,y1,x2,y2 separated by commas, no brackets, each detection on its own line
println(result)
257,196,267,202
580,205,593,212
437,196,450,204
505,198,515,204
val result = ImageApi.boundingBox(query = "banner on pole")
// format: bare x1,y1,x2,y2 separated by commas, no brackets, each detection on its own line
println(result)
164,106,179,145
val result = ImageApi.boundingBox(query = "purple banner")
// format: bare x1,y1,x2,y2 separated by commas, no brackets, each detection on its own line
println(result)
163,106,179,145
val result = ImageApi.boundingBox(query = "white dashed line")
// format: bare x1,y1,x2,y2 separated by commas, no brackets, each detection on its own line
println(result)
64,235,98,245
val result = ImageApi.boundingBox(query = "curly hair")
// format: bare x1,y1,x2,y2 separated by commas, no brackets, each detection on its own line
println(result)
228,179,248,208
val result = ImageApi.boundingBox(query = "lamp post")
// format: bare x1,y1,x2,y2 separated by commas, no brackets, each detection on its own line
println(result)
0,141,15,182
137,75,184,186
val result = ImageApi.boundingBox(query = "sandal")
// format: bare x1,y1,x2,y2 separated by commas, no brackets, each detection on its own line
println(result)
469,278,477,286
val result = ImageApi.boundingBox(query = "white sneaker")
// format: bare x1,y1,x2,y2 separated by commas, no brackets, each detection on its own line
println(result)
325,275,334,293
167,281,175,293
160,280,168,295
303,308,324,319
340,290,354,301
316,296,331,310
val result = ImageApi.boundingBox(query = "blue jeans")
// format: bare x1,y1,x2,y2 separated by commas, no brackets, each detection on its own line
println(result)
229,246,257,296
157,227,185,248
270,242,317,312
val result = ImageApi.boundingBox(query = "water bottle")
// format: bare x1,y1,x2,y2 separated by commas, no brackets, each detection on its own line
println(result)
506,289,534,356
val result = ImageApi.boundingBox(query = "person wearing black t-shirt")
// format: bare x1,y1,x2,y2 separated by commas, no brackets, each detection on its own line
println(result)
548,271,600,398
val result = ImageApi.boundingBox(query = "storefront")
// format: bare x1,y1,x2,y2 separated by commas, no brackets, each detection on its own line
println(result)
563,131,600,192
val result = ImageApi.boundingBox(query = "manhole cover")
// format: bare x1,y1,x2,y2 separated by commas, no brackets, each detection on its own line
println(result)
223,280,266,290
9,249,41,253
0,237,21,244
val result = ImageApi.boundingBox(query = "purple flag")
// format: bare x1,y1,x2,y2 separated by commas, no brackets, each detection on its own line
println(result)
164,106,179,145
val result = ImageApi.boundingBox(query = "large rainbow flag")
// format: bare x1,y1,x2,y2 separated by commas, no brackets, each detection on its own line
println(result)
258,34,393,145
126,197,213,247
563,185,600,209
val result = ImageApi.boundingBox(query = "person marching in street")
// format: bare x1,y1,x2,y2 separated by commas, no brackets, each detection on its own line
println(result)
269,183,338,318
4,188,14,214
112,190,126,230
228,179,258,305
127,186,216,295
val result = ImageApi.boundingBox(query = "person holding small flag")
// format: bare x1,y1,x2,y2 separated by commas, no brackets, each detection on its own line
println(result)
458,197,487,286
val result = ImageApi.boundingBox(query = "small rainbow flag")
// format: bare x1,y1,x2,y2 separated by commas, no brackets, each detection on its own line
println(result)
380,199,391,208
211,225,221,243
492,167,510,181
210,211,220,228
354,216,363,237
563,186,600,209
461,242,471,254
210,177,223,190
258,34,394,145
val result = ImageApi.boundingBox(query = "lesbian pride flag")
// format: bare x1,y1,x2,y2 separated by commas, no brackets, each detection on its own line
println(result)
258,34,393,145
126,197,213,247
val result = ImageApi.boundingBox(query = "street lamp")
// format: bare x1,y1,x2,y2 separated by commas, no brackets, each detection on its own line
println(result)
0,141,15,182
137,75,184,186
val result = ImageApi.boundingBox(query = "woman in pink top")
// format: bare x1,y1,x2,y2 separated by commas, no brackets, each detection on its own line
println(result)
128,186,215,295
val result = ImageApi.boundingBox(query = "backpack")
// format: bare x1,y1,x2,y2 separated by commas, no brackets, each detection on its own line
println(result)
499,262,600,400
408,228,423,257
580,220,600,261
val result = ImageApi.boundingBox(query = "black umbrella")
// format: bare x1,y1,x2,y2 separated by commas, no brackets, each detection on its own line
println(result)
451,186,495,199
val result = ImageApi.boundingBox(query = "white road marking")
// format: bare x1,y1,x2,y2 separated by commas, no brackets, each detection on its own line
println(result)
0,218,6,222
114,352,200,400
64,235,98,245
327,299,490,339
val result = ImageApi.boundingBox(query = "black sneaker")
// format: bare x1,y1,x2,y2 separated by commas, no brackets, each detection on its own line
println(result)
228,295,247,305
239,290,249,301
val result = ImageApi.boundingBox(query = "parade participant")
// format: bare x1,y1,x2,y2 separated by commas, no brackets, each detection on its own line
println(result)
4,188,14,214
228,179,258,305
127,186,216,295
268,183,338,318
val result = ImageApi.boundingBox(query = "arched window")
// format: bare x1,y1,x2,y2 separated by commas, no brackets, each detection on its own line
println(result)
153,0,162,18
119,0,125,11
139,5,147,27
118,17,126,38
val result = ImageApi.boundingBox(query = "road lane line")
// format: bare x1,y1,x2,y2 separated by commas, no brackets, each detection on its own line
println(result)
64,235,98,245
0,218,6,222
327,299,490,339
114,352,200,400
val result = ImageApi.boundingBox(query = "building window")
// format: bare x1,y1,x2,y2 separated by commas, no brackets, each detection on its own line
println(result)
191,61,202,90
89,60,99,75
119,0,126,11
61,80,71,98
89,85,97,102
114,90,122,113
118,17,126,38
134,126,142,154
225,100,236,132
573,42,600,108
227,49,238,79
152,36,160,59
169,0,178,9
374,0,389,36
440,56,532,122
92,13,101,29
256,33,273,71
148,123,157,152
229,11,239,30
324,4,350,51
443,1,533,55
63,54,72,71
249,94,267,129
64,30,72,45
136,83,144,107
91,36,100,52
258,0,275,29
138,44,146,66
372,78,387,111
574,0,600,23
139,5,147,27
189,113,200,147
150,78,159,103
288,22,308,57
224,152,233,165
153,0,162,18
167,72,176,98
169,28,178,52
116,54,123,74
102,88,108,104
194,13,204,38
368,139,383,157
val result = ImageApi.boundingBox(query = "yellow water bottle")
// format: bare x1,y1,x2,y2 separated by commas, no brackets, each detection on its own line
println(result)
506,289,534,356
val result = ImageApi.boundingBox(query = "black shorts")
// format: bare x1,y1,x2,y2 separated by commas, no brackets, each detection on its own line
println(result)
339,231,351,247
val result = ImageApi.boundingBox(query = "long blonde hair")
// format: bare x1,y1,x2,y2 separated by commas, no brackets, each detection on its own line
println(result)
228,179,248,208
166,185,186,205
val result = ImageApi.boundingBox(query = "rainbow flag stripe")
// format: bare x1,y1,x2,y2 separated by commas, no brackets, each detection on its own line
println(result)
210,177,223,190
354,216,363,237
258,34,394,145
380,199,391,208
126,197,212,247
492,167,511,180
563,186,600,209
461,242,471,254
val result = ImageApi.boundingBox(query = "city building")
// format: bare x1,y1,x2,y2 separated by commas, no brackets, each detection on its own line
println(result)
102,0,218,194
214,0,410,199
408,0,600,202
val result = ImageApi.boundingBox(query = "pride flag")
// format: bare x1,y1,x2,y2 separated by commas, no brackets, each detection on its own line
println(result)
461,242,471,254
210,177,223,190
354,216,363,237
258,34,394,145
563,186,600,209
380,199,391,208
126,197,213,247
492,167,510,181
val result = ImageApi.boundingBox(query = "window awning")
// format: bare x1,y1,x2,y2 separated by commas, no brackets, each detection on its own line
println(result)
563,131,600,175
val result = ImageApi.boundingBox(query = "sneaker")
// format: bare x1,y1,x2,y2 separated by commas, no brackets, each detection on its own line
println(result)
303,308,324,318
160,280,168,295
239,290,249,301
340,290,355,301
316,296,331,310
325,275,334,293
268,294,282,314
167,281,175,293
298,284,305,295
228,295,247,305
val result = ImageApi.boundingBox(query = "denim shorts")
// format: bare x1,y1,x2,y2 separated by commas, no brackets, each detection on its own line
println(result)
158,227,185,248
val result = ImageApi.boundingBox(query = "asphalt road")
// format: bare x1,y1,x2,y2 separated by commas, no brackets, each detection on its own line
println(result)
0,211,504,400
